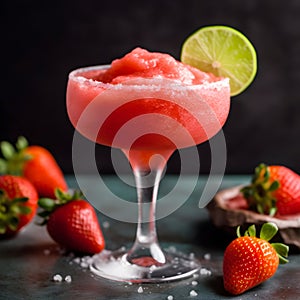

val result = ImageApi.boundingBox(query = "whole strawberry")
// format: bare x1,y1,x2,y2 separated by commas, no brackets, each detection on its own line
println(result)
38,189,105,254
0,136,67,198
241,163,300,216
0,175,38,237
223,222,289,295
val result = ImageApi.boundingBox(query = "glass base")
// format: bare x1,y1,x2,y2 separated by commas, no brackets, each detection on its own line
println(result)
90,246,200,283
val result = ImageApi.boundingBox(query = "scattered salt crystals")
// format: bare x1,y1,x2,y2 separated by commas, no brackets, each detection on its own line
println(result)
72,255,94,268
52,274,63,282
83,256,93,264
80,261,89,268
43,249,51,256
200,268,212,276
73,257,81,264
168,246,177,253
102,221,110,229
189,261,198,268
191,280,198,286
167,295,174,300
189,290,198,297
149,265,157,273
52,274,72,283
65,275,72,283
204,253,211,260
137,286,143,293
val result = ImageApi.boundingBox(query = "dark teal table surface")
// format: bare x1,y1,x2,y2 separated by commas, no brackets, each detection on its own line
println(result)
1,175,299,300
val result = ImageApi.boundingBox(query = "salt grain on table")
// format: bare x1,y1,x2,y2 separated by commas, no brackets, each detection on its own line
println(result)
200,268,212,276
52,274,63,282
204,253,211,260
189,290,198,297
191,280,198,286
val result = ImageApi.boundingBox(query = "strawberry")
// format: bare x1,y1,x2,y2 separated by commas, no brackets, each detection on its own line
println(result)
0,136,67,198
223,222,289,295
0,175,38,236
241,163,300,216
38,189,105,254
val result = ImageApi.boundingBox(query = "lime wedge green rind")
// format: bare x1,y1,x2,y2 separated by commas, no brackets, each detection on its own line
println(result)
181,25,257,96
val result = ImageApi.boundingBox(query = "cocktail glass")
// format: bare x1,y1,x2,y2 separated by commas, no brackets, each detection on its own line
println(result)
66,64,230,283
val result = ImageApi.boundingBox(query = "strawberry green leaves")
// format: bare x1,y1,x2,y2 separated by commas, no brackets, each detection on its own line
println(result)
0,136,32,175
38,189,84,225
241,163,279,216
0,191,30,233
260,222,278,241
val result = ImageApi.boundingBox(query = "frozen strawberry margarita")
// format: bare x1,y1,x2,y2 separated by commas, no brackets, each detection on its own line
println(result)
67,47,230,168
67,47,231,282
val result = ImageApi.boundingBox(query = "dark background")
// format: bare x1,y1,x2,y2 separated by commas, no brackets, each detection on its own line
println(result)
1,0,300,175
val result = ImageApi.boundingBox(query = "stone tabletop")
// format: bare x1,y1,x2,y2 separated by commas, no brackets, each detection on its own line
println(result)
1,175,299,300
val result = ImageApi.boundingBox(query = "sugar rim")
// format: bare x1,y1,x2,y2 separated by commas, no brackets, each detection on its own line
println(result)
68,65,230,91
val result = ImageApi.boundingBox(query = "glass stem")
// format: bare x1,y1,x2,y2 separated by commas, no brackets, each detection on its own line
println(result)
126,166,166,266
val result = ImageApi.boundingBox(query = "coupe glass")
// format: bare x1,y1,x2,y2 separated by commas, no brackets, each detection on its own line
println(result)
66,65,230,283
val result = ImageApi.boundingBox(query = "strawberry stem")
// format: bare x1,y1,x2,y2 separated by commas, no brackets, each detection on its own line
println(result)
241,163,279,216
0,189,30,234
37,189,84,225
0,136,32,176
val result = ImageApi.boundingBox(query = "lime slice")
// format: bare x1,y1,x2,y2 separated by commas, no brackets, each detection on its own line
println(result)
181,25,257,96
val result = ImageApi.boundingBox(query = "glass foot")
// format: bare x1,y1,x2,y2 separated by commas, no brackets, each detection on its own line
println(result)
90,246,200,283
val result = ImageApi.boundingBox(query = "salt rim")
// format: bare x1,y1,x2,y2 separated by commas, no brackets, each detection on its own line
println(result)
68,65,230,92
